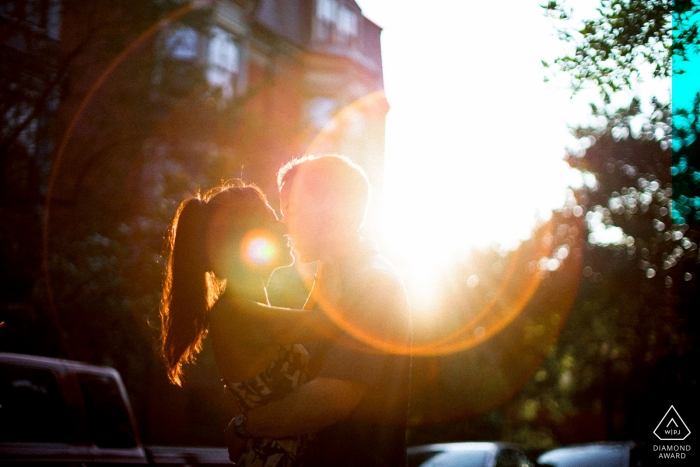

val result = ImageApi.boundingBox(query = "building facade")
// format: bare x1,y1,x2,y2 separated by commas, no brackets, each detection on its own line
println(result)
151,0,388,217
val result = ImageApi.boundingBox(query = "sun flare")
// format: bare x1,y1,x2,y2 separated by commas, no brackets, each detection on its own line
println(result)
372,1,588,283
380,92,577,265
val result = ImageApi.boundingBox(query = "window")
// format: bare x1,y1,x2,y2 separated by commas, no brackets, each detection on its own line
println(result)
316,0,336,23
156,23,202,97
165,24,199,60
337,5,358,40
314,0,358,45
206,26,240,100
0,0,61,40
0,365,72,443
77,373,137,449
155,23,243,101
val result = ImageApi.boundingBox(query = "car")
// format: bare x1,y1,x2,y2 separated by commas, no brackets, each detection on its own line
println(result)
0,353,231,466
408,441,535,467
536,441,648,467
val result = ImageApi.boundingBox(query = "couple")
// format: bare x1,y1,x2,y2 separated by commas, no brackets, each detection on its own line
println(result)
159,155,412,466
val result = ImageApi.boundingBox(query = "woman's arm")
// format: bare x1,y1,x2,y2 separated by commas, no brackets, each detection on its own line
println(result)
216,296,340,345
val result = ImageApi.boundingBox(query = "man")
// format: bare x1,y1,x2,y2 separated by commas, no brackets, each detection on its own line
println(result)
229,155,412,466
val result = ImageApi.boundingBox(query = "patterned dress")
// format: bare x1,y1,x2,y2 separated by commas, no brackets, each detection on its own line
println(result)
224,344,310,467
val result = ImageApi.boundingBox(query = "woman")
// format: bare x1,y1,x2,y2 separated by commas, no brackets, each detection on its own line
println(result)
159,182,333,466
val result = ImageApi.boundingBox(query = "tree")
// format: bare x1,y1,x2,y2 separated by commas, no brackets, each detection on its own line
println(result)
529,107,697,443
493,0,700,449
543,0,700,225
542,0,673,102
541,0,700,100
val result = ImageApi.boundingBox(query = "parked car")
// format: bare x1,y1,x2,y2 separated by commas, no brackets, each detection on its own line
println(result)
0,352,231,465
537,441,648,467
408,441,535,467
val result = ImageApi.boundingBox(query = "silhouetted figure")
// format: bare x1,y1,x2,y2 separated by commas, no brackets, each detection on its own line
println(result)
226,156,412,467
159,182,335,466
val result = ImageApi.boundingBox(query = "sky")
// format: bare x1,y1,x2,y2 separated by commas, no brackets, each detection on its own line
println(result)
352,0,671,268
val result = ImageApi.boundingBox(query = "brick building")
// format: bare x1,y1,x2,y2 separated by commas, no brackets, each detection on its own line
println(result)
150,0,389,222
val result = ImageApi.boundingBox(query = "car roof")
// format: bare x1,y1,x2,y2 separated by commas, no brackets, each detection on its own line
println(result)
408,442,520,455
539,441,634,454
537,441,634,466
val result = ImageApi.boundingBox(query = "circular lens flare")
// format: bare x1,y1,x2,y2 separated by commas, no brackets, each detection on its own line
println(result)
240,229,279,269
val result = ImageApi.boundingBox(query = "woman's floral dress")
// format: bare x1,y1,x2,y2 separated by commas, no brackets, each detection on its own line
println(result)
224,344,310,467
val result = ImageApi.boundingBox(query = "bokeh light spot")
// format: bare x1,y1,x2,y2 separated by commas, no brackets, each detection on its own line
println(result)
240,229,279,269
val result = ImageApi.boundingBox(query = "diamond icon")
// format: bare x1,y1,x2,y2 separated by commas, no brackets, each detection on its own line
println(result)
654,406,691,441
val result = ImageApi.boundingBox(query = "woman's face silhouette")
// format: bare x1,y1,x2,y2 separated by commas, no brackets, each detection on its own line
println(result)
206,192,291,280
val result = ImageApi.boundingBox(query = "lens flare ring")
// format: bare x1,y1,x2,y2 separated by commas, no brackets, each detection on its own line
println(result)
294,92,578,357
42,2,207,346
302,219,581,358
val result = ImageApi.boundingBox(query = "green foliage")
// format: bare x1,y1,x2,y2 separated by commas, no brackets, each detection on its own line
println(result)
406,211,582,449
542,0,700,226
542,0,674,103
566,101,696,362
499,100,699,447
512,0,700,443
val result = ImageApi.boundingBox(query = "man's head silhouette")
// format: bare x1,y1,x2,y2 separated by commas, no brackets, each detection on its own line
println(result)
278,155,369,263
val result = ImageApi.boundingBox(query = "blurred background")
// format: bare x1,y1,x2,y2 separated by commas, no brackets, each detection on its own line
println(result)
1,0,697,455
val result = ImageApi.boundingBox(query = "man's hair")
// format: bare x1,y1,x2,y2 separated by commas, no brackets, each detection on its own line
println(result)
277,154,370,230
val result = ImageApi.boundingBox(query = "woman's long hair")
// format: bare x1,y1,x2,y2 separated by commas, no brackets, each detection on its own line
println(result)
159,183,270,386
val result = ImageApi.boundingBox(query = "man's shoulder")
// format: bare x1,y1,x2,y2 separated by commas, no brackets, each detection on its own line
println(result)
343,250,410,334
350,255,407,305
351,245,404,291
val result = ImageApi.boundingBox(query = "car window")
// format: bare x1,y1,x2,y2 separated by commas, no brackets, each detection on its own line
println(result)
408,451,441,467
77,372,137,448
419,450,490,467
0,365,72,443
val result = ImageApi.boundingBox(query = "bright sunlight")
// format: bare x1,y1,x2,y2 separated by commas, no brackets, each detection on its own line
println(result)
355,1,589,270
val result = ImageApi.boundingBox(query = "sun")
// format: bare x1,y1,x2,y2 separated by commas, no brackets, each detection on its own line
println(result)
365,1,592,282
380,91,577,264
